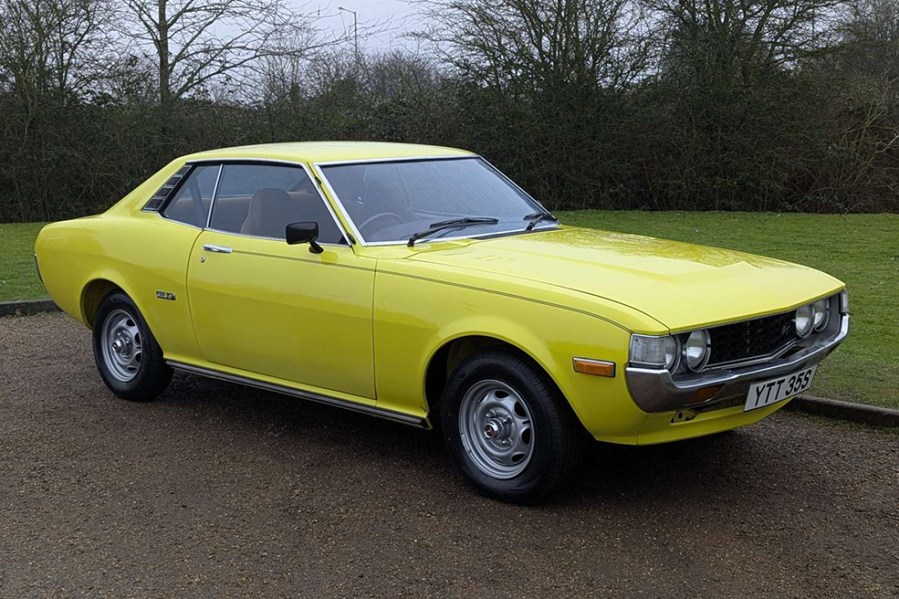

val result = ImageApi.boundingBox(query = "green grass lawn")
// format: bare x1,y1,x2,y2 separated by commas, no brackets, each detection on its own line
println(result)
2,213,897,408
0,222,47,302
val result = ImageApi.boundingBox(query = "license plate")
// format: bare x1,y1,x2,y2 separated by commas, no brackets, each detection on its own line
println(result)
744,365,817,412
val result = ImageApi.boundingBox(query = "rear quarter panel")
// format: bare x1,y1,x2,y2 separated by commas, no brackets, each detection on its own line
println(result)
34,158,203,361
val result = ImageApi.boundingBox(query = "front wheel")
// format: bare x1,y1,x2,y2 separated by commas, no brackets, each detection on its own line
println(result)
93,291,172,401
441,348,580,504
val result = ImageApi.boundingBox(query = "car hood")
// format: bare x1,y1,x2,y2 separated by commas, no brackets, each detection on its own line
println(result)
408,227,843,331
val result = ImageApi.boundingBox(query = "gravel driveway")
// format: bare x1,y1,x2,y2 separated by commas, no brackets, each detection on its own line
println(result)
1,313,897,598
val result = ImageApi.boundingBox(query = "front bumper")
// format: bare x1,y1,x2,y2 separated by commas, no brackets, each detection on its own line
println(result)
625,309,849,413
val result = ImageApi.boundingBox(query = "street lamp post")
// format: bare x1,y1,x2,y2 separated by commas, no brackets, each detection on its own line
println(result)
337,6,359,61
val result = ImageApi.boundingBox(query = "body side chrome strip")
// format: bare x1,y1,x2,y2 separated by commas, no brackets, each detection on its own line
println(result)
166,361,429,429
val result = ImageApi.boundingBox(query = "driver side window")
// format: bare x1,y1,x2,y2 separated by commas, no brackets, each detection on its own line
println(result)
161,165,219,227
209,163,344,243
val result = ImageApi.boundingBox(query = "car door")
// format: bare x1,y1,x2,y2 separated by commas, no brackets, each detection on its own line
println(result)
186,161,376,400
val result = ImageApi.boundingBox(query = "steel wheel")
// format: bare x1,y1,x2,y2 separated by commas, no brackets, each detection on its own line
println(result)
99,308,143,382
442,349,581,503
458,379,534,479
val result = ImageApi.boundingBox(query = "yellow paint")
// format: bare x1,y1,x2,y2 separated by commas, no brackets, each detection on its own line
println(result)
34,142,846,445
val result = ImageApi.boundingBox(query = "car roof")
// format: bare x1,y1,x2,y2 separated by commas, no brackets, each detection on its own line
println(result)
182,141,474,164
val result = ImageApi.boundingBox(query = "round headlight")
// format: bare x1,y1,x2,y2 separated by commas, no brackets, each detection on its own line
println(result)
683,329,711,371
812,299,829,332
660,336,679,370
795,305,814,338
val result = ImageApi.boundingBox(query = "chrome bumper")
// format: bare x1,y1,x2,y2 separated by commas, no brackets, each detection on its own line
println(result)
626,312,849,413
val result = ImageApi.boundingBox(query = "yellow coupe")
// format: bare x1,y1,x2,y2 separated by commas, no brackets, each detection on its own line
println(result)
35,142,849,503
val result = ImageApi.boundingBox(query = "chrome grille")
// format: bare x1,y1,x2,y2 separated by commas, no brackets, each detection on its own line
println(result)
707,312,796,366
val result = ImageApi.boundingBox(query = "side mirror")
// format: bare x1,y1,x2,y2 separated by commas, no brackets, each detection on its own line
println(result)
286,222,324,254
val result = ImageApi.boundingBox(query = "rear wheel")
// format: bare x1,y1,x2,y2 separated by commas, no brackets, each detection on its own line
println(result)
93,291,171,401
441,348,580,504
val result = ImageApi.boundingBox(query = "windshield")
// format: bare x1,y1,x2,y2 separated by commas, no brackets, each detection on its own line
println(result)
319,157,553,243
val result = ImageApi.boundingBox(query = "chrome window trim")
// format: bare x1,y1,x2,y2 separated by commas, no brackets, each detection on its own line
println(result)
202,225,348,247
479,156,554,214
148,210,203,230
186,157,352,246
204,163,223,229
312,155,558,247
313,154,474,167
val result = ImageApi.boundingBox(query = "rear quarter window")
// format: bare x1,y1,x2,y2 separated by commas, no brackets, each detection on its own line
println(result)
160,165,219,227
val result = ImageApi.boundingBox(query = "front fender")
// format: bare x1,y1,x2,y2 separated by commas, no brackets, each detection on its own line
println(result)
372,270,649,443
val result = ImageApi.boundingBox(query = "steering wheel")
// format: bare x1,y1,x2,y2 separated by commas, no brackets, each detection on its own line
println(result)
358,212,405,234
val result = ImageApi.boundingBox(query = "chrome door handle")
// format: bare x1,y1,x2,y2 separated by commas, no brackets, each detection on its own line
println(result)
203,244,232,254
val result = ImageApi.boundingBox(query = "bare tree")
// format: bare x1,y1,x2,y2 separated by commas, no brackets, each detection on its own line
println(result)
0,0,110,103
838,0,899,80
416,0,650,92
646,0,842,86
119,0,329,106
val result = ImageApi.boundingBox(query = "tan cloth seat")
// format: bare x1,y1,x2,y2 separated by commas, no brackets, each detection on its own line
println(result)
240,188,303,239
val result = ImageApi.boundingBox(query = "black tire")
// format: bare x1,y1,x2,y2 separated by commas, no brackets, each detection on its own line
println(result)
92,291,172,401
441,348,580,504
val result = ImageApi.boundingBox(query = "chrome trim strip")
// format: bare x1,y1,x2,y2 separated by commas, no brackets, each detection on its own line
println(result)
625,312,849,413
312,156,558,247
313,154,473,167
166,361,429,428
479,156,552,213
362,226,559,247
202,226,345,247
705,339,797,371
205,163,223,229
148,211,203,230
313,161,367,245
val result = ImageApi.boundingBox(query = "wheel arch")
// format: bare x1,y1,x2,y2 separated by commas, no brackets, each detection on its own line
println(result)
423,332,566,421
80,272,150,331
81,278,124,327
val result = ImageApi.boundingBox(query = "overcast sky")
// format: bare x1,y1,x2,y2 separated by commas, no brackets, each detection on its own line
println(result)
305,0,427,54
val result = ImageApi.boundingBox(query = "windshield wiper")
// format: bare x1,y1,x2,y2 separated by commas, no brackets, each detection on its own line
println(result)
523,211,558,231
407,217,499,247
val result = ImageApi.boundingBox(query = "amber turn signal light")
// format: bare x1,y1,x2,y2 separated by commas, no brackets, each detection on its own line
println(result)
686,385,724,405
572,358,616,378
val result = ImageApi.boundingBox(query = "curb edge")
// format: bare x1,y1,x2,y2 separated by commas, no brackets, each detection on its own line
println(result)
0,298,60,318
786,395,899,427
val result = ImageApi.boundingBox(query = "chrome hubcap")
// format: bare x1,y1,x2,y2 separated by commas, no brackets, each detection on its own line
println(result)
459,380,534,479
100,309,142,382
